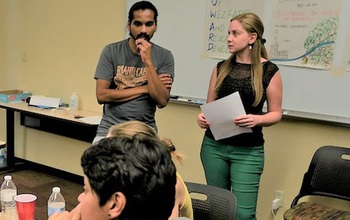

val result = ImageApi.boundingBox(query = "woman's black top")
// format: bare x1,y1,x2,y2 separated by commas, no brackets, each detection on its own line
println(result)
205,58,279,147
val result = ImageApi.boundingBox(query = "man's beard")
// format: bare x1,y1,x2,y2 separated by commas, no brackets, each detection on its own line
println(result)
130,32,151,42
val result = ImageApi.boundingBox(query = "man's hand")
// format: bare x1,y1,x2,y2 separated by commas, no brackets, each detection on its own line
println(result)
158,74,173,90
135,38,152,64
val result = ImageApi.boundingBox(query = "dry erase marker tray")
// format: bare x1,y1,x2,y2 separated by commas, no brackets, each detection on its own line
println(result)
170,95,206,105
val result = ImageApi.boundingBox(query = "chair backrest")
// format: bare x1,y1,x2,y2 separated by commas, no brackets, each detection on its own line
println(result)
291,145,350,207
185,181,237,220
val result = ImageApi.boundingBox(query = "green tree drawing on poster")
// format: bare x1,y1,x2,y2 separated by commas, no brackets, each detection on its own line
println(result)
304,17,339,66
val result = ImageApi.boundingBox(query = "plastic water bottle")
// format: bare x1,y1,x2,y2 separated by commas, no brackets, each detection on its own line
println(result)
69,92,79,111
47,187,65,217
0,175,17,213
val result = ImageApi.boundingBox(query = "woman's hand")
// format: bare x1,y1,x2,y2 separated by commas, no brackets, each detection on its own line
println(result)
48,203,82,220
197,113,209,129
234,114,259,128
48,211,81,220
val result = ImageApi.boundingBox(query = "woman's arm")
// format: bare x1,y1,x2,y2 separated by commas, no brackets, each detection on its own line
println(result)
259,70,283,126
197,66,218,129
206,66,218,103
168,177,185,219
234,71,283,127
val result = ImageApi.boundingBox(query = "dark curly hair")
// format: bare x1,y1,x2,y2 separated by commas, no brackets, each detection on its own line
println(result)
81,135,176,220
128,1,158,24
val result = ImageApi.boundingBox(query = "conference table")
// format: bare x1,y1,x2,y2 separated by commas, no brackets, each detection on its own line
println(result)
0,101,101,169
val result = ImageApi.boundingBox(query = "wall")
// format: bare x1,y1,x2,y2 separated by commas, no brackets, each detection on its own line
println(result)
1,1,350,220
0,0,5,89
1,0,124,110
0,0,125,173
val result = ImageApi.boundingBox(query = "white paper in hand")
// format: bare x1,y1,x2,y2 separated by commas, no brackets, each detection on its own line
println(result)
200,92,252,140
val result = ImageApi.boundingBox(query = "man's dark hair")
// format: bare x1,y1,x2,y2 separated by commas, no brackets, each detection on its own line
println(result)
128,1,158,24
81,135,176,220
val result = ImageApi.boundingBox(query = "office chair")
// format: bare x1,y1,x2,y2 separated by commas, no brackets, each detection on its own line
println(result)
284,145,350,220
185,181,237,220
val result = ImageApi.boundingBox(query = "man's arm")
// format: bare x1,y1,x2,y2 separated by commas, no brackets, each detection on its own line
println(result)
95,79,148,104
94,44,149,104
137,38,173,108
145,64,172,108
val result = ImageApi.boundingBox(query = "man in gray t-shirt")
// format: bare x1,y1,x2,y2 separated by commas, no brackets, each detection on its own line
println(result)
93,1,174,143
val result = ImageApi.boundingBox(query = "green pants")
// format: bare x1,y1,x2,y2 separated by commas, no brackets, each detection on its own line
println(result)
200,136,264,220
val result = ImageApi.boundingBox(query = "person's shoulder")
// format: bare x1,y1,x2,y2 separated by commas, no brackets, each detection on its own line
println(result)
263,59,280,77
262,58,278,68
217,60,225,65
105,39,128,48
151,43,174,62
175,173,186,195
100,39,129,55
261,57,268,63
216,60,225,69
151,42,172,53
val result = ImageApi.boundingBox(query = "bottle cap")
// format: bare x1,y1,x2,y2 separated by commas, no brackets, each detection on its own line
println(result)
52,187,61,193
4,175,12,180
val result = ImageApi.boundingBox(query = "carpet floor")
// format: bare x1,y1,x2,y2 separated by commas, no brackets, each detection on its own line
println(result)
0,163,83,220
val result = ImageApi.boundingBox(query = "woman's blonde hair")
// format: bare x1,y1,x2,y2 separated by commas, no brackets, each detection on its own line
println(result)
107,120,185,164
215,12,268,106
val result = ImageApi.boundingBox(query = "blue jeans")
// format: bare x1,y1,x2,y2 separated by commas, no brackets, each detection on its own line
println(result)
200,136,264,220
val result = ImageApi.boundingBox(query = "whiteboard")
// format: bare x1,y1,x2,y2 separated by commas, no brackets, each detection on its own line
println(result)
126,0,350,124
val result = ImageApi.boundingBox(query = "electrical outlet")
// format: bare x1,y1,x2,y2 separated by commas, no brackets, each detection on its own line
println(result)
275,190,284,207
272,198,280,210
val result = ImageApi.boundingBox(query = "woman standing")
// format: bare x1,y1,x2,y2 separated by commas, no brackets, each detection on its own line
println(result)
197,12,282,220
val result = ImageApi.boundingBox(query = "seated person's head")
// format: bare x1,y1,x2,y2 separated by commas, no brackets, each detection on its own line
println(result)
108,120,184,164
79,135,176,220
107,120,157,138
